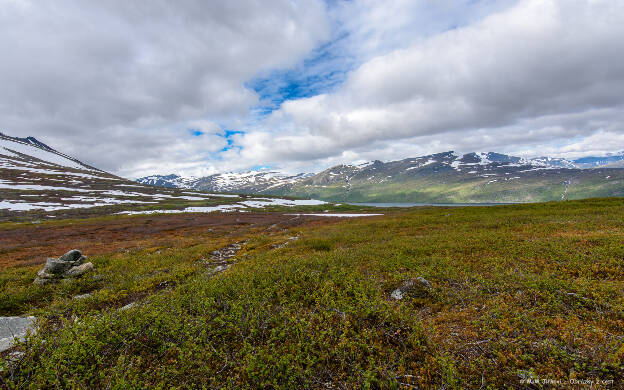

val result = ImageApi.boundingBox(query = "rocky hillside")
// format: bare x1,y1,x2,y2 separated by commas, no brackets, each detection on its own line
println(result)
0,133,329,221
138,151,624,203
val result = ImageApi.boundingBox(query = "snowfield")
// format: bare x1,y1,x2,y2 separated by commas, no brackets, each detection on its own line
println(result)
117,198,329,216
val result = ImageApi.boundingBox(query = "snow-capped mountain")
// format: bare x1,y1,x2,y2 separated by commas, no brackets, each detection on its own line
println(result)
136,174,197,189
137,171,314,194
0,132,169,214
530,156,578,168
572,152,624,168
0,133,329,220
137,151,624,203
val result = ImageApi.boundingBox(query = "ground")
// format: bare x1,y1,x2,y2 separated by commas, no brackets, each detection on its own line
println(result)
1,199,623,388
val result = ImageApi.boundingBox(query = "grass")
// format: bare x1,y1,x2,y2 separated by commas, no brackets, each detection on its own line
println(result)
1,198,624,388
285,169,624,204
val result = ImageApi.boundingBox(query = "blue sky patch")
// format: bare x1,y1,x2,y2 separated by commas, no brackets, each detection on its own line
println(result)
246,31,355,116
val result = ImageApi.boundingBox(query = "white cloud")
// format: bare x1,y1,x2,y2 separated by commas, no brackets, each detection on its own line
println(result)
2,0,624,178
231,0,624,173
0,0,330,175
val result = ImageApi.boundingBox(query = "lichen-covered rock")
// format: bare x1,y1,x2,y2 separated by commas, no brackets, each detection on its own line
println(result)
390,277,432,300
415,276,432,289
59,249,83,263
0,316,36,352
37,268,53,279
43,257,72,274
64,262,94,277
33,268,55,285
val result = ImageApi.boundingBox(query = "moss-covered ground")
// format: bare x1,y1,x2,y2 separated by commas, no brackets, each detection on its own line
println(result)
1,198,623,388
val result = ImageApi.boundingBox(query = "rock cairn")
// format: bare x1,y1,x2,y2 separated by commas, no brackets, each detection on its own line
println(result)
34,249,94,285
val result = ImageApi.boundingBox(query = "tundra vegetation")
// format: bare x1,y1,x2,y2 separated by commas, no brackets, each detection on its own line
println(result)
1,198,623,388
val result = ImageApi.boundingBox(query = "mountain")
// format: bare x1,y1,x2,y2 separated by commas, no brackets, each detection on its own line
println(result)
137,171,314,194
0,132,183,216
285,152,624,203
0,133,327,220
136,174,197,189
530,156,577,168
572,152,624,168
138,151,624,203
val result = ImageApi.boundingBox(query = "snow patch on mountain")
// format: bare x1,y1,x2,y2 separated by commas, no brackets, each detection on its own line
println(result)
0,134,98,172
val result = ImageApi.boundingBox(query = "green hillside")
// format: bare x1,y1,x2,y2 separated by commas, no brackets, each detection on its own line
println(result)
282,167,624,203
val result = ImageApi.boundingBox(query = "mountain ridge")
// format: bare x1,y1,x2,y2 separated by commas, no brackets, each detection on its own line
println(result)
0,133,335,221
137,150,624,203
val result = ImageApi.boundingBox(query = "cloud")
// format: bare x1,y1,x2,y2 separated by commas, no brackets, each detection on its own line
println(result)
233,0,624,172
2,0,623,178
0,0,329,176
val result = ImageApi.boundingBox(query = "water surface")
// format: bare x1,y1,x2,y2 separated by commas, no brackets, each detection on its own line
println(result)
348,202,515,208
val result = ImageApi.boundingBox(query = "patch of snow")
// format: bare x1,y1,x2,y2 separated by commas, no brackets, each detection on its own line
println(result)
241,198,326,208
0,138,95,171
205,193,239,198
118,204,244,215
0,181,93,192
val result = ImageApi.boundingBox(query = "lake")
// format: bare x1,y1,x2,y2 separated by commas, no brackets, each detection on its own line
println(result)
347,202,516,208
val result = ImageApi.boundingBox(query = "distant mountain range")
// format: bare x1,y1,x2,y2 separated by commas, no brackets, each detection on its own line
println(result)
137,151,624,203
2,130,621,207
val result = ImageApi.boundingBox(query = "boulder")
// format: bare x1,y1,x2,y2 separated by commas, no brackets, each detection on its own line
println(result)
64,262,94,277
43,257,72,274
0,316,36,352
59,249,82,263
391,277,432,300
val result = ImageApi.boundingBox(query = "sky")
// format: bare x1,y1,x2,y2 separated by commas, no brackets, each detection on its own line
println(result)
1,0,624,178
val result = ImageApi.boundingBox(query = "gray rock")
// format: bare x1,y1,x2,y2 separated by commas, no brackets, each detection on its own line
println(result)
119,302,136,311
36,268,53,279
59,249,82,263
43,257,71,274
72,293,92,299
72,255,86,267
390,277,432,300
7,351,25,361
33,277,51,285
390,287,407,300
213,265,230,273
416,276,432,289
64,262,94,277
0,316,36,352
